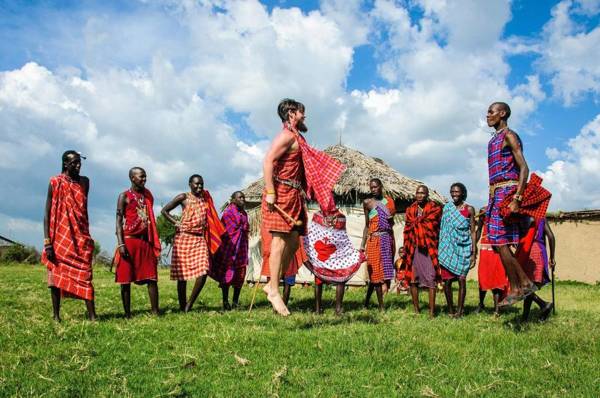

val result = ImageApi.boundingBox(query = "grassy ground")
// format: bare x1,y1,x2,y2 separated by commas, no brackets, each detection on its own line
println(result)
1,264,599,397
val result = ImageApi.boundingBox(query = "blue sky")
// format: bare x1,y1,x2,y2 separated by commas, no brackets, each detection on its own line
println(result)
1,0,599,251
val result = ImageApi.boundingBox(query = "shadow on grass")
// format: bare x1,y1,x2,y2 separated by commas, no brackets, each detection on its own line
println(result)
290,311,383,330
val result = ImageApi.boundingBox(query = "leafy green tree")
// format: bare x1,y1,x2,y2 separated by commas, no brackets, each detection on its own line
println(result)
0,245,40,264
156,214,178,249
93,240,101,259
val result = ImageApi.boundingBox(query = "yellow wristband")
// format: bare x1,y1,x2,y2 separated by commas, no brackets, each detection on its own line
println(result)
266,190,275,194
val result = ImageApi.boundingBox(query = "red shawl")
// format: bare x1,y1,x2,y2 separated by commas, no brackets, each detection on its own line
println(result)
202,190,226,255
292,126,345,214
500,173,552,222
42,174,94,300
402,200,442,279
113,188,161,265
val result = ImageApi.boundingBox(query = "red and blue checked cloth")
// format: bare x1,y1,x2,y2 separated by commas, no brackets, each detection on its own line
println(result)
42,174,95,300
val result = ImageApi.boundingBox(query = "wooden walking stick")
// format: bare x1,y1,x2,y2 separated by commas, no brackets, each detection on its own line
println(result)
551,261,556,315
273,204,303,226
248,276,261,313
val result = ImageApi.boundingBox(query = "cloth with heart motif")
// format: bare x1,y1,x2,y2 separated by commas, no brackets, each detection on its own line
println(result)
303,211,365,283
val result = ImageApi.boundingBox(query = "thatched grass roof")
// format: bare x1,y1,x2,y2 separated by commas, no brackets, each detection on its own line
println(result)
546,209,600,223
240,144,445,206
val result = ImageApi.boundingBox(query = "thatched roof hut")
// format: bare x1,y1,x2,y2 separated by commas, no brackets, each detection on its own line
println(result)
240,144,445,211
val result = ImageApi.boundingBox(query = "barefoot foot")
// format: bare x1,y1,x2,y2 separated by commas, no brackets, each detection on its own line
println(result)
263,285,290,316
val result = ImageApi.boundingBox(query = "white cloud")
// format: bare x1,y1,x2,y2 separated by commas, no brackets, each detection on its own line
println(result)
539,0,600,105
540,114,600,210
2,0,599,253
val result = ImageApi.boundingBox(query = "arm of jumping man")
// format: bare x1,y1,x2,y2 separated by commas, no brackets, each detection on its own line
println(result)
505,131,529,213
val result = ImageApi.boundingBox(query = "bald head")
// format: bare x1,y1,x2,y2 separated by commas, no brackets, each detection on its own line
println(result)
129,167,145,179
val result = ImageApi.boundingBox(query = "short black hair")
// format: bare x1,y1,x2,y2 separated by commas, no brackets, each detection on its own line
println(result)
189,174,203,183
129,166,145,178
61,150,80,172
492,102,511,120
277,98,305,122
231,191,244,199
369,178,383,187
450,182,468,201
416,184,429,193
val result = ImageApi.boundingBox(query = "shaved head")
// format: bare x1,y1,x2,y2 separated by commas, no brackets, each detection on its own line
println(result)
491,102,511,120
129,167,145,179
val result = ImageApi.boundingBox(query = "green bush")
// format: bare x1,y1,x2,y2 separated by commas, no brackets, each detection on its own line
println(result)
0,245,40,264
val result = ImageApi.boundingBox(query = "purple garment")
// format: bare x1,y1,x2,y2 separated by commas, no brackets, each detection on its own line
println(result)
375,202,395,281
534,219,550,286
412,249,436,289
486,129,522,245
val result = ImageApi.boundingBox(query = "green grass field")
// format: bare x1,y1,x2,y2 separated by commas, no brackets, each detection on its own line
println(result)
1,264,599,397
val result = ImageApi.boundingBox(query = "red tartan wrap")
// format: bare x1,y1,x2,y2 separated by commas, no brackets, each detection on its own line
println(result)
42,174,95,300
303,210,365,283
499,173,552,223
402,201,442,282
292,126,345,214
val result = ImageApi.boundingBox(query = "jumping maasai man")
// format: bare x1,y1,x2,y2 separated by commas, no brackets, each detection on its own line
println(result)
486,102,536,305
438,182,476,318
114,167,161,318
361,178,396,311
402,185,442,318
161,175,225,312
262,98,343,316
210,191,249,310
520,217,556,322
475,208,508,316
42,150,96,322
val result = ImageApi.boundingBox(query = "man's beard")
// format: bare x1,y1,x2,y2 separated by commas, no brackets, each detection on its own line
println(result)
297,121,308,132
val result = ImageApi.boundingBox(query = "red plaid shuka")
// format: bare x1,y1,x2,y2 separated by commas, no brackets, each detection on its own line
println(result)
261,127,307,235
42,174,95,300
499,173,552,222
171,193,210,281
293,127,345,214
402,201,442,281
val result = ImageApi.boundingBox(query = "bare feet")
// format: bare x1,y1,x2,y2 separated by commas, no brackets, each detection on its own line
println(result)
263,285,290,316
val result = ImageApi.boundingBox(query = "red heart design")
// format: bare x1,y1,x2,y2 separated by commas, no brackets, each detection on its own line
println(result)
314,238,337,262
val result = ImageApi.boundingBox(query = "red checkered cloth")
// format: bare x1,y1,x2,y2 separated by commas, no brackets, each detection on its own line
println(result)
171,193,210,281
42,174,95,300
402,201,442,282
499,173,552,222
294,128,345,214
260,226,303,278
